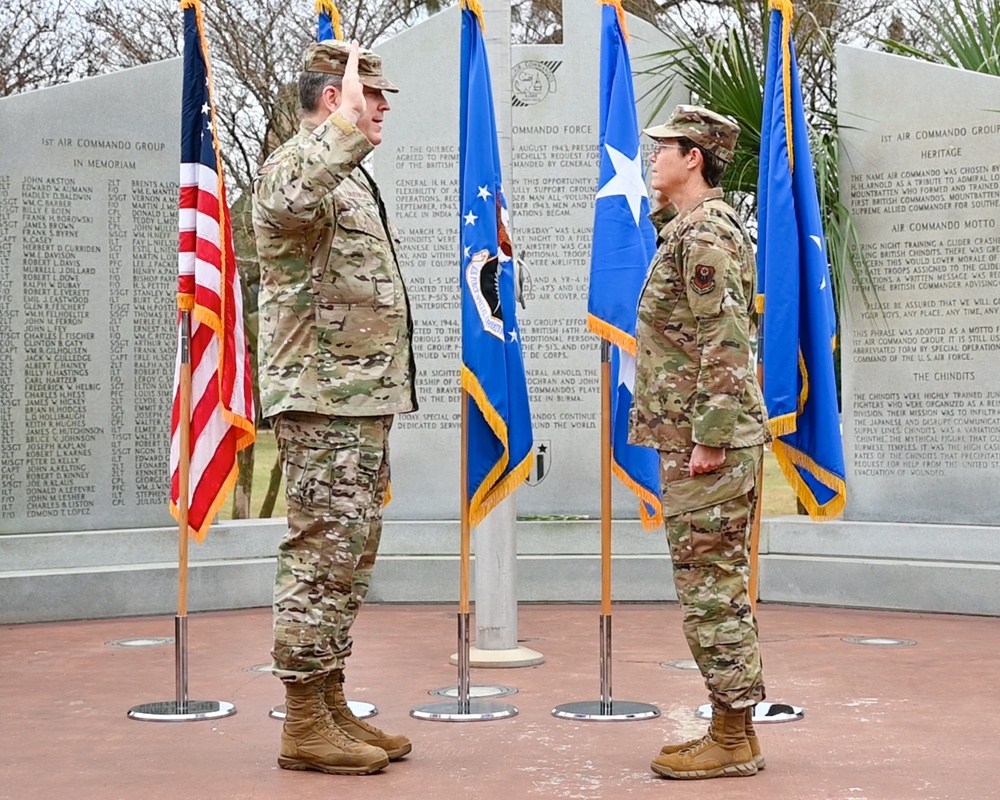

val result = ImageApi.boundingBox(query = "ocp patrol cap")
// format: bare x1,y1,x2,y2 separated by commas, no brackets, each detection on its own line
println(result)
643,104,740,163
303,40,399,93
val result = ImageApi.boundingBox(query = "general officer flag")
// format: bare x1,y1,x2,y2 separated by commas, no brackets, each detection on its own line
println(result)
586,0,662,528
757,0,846,518
316,0,342,41
171,0,256,541
459,0,533,526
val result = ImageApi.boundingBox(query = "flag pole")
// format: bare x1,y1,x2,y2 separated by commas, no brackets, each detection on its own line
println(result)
459,388,472,711
175,309,192,710
128,310,235,723
552,341,659,722
695,338,804,726
411,389,517,722
599,345,613,710
749,362,765,607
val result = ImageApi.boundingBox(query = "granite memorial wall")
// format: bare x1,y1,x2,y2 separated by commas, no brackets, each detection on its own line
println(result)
839,46,1000,525
0,60,182,534
376,6,676,519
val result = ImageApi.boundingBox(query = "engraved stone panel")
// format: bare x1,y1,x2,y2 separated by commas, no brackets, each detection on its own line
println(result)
0,60,182,534
838,46,1000,525
376,6,676,519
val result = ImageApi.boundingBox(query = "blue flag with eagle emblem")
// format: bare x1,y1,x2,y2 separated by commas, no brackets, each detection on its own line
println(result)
459,0,533,526
586,0,662,529
757,0,846,518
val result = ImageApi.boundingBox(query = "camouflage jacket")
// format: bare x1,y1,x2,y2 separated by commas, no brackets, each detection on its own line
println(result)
253,114,417,418
629,188,769,452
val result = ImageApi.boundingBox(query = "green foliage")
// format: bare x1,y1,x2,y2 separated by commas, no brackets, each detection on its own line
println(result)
637,1,877,319
883,0,1000,75
638,2,763,200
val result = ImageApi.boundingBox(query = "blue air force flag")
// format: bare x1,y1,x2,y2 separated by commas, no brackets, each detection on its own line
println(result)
586,0,662,528
459,2,533,526
757,0,846,518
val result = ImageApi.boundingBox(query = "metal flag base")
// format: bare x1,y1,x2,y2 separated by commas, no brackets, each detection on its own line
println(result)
128,700,236,722
696,701,804,723
411,612,518,722
551,614,660,722
410,698,518,722
269,701,377,720
428,684,517,699
552,699,660,722
128,616,237,723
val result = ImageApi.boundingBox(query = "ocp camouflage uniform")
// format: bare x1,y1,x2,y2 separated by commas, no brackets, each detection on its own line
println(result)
630,191,770,710
253,111,417,683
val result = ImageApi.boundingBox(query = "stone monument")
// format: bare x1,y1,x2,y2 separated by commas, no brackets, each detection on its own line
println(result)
759,46,1000,615
0,60,182,534
375,3,676,521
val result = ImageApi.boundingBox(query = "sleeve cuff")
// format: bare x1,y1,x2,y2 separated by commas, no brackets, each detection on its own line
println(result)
693,403,739,448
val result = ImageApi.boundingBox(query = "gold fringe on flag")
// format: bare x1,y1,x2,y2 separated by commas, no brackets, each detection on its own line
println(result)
587,313,638,357
769,0,795,173
315,0,343,41
767,411,798,438
599,0,629,42
612,462,663,529
461,365,521,527
771,439,846,519
460,0,486,32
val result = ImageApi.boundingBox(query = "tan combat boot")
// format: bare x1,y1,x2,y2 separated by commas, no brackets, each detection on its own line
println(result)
278,677,390,775
324,672,413,760
651,704,758,779
658,705,765,769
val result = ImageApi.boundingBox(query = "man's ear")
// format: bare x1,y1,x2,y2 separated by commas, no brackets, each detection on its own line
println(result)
322,83,342,113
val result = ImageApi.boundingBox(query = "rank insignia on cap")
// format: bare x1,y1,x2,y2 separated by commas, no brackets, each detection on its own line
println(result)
692,264,716,294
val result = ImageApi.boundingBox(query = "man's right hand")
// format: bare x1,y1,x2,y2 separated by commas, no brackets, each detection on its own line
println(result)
336,40,366,126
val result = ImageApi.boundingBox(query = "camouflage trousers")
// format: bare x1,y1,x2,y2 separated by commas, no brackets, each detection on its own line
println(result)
660,445,765,710
271,411,392,683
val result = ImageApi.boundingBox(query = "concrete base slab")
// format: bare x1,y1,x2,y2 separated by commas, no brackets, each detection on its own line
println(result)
6,603,990,800
4,516,1000,622
760,516,1000,615
448,645,545,668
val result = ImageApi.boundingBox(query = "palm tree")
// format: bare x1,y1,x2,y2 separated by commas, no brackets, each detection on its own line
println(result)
637,0,880,316
883,0,1000,76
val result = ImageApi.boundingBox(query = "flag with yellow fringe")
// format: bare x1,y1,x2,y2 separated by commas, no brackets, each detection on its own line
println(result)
586,0,662,529
757,0,846,518
170,0,256,540
316,0,342,41
459,0,533,525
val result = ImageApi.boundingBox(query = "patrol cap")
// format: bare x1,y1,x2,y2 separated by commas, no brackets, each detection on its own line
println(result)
643,104,740,163
303,40,399,93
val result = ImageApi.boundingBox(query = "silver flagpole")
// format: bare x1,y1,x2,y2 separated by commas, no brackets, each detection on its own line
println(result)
552,340,659,722
129,309,235,723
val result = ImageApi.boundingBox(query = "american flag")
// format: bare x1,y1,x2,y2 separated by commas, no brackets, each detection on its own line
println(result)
170,0,255,541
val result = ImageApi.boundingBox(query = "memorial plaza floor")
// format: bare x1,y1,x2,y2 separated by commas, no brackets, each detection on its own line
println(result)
2,601,994,800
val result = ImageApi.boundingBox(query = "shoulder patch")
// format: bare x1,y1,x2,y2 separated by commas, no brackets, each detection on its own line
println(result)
692,263,716,295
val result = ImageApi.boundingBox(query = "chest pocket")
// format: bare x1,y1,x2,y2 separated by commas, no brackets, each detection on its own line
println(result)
638,245,684,333
318,202,396,309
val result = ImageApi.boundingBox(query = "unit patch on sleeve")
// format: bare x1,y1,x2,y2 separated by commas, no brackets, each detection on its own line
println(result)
692,263,716,295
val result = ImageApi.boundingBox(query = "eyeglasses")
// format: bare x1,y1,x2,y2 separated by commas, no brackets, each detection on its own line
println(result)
652,142,683,157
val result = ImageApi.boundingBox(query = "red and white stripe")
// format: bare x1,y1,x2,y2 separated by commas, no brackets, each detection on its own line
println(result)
170,158,255,541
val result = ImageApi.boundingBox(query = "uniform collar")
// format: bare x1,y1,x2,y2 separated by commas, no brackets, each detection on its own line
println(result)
654,187,723,238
